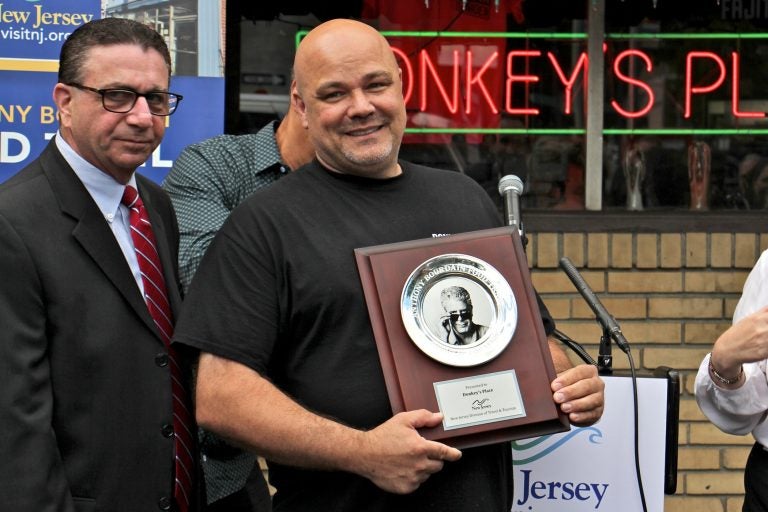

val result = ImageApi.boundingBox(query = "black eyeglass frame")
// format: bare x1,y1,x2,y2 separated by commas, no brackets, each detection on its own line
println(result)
66,82,183,116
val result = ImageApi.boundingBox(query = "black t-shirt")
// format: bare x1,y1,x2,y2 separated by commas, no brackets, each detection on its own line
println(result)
174,160,554,511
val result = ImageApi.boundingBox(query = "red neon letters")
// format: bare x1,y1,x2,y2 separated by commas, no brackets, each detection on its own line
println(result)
392,44,764,122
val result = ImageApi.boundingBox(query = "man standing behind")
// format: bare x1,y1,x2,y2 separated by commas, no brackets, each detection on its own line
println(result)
164,107,313,292
174,19,603,511
0,18,197,512
163,98,314,511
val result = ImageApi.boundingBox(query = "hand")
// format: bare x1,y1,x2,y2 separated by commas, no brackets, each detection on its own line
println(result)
441,316,451,333
354,410,462,494
711,307,768,375
551,364,604,426
440,317,460,345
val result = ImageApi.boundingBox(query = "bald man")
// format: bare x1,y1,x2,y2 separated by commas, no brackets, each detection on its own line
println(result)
173,19,604,512
163,102,315,511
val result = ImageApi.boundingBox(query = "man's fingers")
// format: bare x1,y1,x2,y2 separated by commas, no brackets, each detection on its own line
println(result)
404,409,445,429
549,364,605,427
398,410,463,461
569,406,605,425
426,440,462,462
552,363,598,391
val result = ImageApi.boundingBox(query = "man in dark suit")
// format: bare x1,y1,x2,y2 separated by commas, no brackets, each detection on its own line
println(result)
0,18,197,511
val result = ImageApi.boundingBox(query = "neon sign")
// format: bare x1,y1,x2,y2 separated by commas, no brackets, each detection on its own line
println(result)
295,31,768,135
395,44,765,120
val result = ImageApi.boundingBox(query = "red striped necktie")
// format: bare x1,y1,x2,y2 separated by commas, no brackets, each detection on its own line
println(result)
122,185,194,512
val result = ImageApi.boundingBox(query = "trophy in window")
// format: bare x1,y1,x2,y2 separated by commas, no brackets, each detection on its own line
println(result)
688,141,710,211
623,147,645,211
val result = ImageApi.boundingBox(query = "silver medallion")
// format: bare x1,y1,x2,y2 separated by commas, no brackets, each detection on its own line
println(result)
400,253,517,367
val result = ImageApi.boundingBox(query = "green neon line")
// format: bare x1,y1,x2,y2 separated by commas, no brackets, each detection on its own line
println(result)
604,128,768,135
296,30,586,40
380,31,588,39
606,32,768,40
385,31,768,40
296,30,768,47
404,127,768,136
382,31,768,40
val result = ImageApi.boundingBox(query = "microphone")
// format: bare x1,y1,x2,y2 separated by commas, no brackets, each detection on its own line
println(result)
558,256,631,354
498,174,524,233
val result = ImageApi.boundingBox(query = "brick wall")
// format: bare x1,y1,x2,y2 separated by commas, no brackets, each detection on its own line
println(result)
528,231,768,512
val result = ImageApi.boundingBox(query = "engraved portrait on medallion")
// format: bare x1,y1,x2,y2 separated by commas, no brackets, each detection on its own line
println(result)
401,254,517,367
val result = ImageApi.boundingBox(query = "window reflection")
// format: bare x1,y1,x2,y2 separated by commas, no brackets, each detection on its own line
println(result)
235,0,768,212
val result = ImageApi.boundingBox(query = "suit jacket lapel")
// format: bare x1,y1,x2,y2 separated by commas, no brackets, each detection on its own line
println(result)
40,143,163,341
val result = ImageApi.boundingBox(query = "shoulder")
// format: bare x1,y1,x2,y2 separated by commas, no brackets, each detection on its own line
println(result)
743,249,768,292
733,249,768,321
400,160,495,203
753,249,768,273
746,249,768,290
225,162,321,221
171,134,258,178
177,122,277,166
166,124,280,189
402,160,483,186
182,133,261,158
0,147,56,214
232,162,305,210
0,163,45,202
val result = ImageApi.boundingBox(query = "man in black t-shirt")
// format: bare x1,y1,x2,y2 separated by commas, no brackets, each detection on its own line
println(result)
173,18,605,512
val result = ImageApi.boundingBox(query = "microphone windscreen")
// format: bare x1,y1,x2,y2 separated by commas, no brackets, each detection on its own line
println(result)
498,174,524,196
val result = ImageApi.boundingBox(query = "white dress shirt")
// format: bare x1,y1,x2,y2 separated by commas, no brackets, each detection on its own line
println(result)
695,249,768,445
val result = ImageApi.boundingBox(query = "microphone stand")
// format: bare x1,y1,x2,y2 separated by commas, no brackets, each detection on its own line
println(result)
597,327,613,375
520,229,529,251
558,257,648,512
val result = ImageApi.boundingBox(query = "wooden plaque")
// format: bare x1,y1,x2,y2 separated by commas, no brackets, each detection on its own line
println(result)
355,226,569,449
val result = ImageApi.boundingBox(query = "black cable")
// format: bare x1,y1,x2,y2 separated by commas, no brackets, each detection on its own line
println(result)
627,347,648,512
552,328,597,366
554,327,648,511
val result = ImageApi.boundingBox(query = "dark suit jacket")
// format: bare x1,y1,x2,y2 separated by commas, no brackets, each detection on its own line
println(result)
0,141,196,511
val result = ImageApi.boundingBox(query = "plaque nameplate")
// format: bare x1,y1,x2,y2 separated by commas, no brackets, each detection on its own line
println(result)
435,370,526,430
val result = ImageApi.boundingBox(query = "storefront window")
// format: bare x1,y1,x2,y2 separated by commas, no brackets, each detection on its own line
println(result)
233,0,768,215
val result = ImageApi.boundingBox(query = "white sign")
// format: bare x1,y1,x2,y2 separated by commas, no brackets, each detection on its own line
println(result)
511,376,668,512
435,370,526,430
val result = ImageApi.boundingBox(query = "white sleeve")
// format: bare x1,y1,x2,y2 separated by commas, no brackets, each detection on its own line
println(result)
694,354,768,435
695,250,768,436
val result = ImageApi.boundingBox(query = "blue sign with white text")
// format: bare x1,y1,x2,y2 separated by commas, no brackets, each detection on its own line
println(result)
0,0,99,60
0,0,225,184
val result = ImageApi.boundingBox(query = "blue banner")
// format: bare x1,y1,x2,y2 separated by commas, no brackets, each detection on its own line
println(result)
0,0,225,184
0,0,99,60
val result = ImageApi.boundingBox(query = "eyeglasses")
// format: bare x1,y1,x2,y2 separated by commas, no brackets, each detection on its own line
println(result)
66,82,183,116
449,310,472,322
